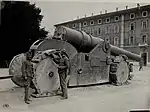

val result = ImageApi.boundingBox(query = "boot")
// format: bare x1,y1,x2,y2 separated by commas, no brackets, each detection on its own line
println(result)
25,100,30,104
55,89,63,96
25,98,32,104
61,96,68,100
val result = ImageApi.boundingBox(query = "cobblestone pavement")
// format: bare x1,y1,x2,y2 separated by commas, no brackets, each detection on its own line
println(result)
0,66,149,112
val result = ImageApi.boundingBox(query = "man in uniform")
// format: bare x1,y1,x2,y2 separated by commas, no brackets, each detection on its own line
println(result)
21,50,34,104
139,58,144,71
50,50,70,99
58,50,70,99
128,63,134,80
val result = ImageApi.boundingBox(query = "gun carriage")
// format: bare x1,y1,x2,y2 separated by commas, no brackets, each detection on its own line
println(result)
9,26,141,96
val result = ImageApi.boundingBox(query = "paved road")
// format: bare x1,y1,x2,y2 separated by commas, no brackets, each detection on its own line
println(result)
0,66,149,112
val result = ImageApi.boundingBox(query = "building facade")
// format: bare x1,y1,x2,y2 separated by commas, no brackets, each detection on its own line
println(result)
54,4,150,65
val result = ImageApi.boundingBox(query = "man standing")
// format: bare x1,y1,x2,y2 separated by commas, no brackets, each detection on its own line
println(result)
21,51,34,104
51,50,69,100
50,50,70,99
58,51,70,100
128,63,134,80
139,58,144,71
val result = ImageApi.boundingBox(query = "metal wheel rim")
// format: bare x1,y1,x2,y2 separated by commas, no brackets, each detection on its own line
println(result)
116,61,129,84
9,53,26,87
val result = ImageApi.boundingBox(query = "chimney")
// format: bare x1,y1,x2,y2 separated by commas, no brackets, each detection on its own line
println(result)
100,11,102,14
137,3,140,7
116,7,118,11
126,6,128,10
85,14,86,17
105,10,107,14
137,3,140,9
77,16,79,19
92,13,94,16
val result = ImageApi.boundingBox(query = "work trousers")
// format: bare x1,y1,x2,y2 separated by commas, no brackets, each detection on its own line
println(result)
58,70,68,98
24,77,32,101
139,66,143,71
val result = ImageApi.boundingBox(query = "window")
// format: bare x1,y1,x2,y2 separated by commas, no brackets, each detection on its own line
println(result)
105,26,110,34
105,27,107,34
98,28,101,34
106,17,110,23
105,38,110,42
142,35,147,44
114,25,119,33
90,20,94,25
66,25,69,27
130,23,135,31
90,28,94,35
142,21,148,29
115,16,119,22
87,27,90,34
108,27,110,33
142,11,148,17
83,21,87,26
98,19,102,24
129,36,134,45
73,23,76,28
130,13,135,19
114,37,119,45
94,29,97,35
85,55,89,61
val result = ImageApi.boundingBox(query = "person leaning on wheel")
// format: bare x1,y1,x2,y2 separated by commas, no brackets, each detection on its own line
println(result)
57,51,70,100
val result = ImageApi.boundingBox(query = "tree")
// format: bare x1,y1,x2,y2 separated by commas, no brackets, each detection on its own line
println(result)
0,1,48,67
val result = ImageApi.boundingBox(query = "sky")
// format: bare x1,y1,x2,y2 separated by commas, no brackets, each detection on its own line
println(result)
31,0,150,35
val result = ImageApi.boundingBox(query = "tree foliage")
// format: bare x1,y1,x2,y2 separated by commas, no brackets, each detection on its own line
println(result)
0,1,48,67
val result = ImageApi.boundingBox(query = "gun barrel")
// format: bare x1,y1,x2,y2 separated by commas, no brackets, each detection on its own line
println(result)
110,45,141,61
54,26,141,61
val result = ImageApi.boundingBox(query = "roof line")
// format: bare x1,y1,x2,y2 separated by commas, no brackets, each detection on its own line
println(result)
54,4,150,26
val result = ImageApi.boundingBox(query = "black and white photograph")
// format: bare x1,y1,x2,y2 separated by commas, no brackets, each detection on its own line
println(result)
0,0,150,111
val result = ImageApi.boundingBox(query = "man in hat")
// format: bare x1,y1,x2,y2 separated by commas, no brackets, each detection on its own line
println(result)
21,50,34,104
57,50,70,100
50,50,70,99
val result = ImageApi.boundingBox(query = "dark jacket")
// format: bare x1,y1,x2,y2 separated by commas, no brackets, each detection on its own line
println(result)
21,60,34,78
58,56,70,74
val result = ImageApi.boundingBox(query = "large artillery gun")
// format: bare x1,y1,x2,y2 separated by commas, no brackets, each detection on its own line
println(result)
9,26,141,96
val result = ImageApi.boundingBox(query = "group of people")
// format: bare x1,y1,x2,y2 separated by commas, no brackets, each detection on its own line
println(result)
21,49,70,104
21,48,144,104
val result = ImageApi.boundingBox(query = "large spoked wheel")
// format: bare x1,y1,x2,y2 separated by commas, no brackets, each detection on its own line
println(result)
9,53,27,87
116,61,129,84
110,60,129,85
33,57,60,95
31,49,61,96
